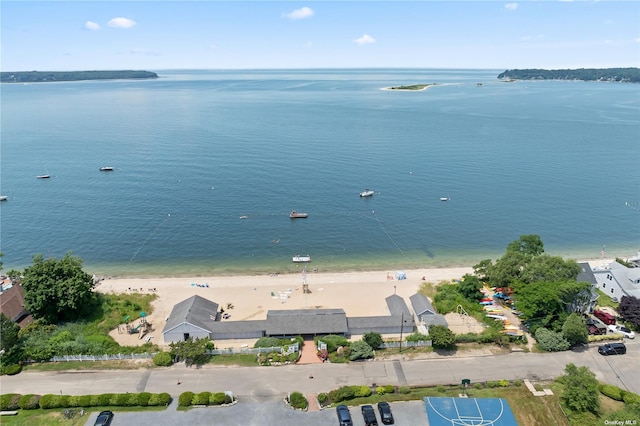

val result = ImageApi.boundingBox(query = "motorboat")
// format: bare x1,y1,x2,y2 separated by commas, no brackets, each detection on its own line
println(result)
99,166,114,171
0,196,7,201
37,174,50,179
360,189,375,197
290,211,308,218
292,255,311,263
440,197,450,201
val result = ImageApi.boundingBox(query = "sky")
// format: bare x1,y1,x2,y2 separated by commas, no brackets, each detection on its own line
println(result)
1,1,639,71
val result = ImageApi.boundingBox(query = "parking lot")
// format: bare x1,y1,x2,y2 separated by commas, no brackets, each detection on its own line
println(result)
85,399,430,426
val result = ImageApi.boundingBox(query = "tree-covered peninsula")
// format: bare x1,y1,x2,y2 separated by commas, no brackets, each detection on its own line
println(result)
497,68,639,83
1,70,158,83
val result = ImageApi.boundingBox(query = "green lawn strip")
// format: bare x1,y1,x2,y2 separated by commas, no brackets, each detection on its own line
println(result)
594,289,620,310
23,359,154,372
206,354,258,367
1,406,166,426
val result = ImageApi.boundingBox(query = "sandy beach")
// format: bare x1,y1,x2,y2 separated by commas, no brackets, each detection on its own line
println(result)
95,259,615,348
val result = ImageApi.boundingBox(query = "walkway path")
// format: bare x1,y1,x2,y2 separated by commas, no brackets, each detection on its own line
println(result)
297,340,322,365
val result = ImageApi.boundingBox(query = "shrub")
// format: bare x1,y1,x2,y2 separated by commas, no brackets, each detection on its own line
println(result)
67,395,83,407
376,386,386,395
316,335,349,353
38,394,57,409
535,327,570,352
599,384,624,401
499,380,510,387
514,380,522,387
125,393,140,407
349,340,374,361
487,381,498,388
430,325,456,349
398,386,411,394
0,394,21,410
288,391,308,410
317,349,328,361
18,394,41,410
4,364,22,375
334,386,355,402
363,332,383,349
148,393,171,406
138,392,152,406
622,391,640,406
211,392,227,405
178,392,194,407
474,383,483,390
436,385,446,393
254,337,282,348
406,332,430,342
354,385,372,398
193,392,211,405
317,393,328,405
224,394,233,404
153,351,173,366
113,393,129,406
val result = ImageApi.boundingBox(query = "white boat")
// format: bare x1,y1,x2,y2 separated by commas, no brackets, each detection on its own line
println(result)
290,210,308,218
99,166,114,171
292,255,311,263
37,174,50,179
440,197,450,201
0,196,7,201
360,189,374,197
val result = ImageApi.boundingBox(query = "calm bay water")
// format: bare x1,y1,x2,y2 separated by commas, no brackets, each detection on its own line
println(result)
1,69,638,276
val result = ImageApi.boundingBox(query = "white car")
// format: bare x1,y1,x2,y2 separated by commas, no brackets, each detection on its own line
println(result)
607,324,636,339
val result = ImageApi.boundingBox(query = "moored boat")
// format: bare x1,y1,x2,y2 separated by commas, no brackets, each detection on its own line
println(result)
360,189,374,197
37,174,50,179
292,255,311,263
290,210,308,218
99,166,114,171
0,196,7,201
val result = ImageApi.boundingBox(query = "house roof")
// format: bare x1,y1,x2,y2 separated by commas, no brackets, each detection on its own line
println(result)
265,309,348,335
162,295,219,334
608,262,640,297
577,262,597,285
409,293,438,317
0,284,33,328
385,294,412,317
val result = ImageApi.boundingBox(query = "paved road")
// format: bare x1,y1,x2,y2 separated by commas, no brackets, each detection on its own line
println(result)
1,341,637,425
3,341,637,398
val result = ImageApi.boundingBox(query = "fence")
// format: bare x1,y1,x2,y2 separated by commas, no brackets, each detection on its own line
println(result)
208,346,284,355
380,340,432,349
50,353,155,362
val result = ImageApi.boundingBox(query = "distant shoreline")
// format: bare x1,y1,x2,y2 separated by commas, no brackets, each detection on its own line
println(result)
0,70,158,83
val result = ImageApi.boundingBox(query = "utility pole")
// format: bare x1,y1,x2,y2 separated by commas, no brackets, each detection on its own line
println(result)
399,312,404,353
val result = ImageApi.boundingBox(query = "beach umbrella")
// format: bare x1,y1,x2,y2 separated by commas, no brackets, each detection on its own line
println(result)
140,311,146,317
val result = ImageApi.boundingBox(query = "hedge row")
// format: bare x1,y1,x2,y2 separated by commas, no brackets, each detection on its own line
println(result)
327,385,372,403
599,383,640,405
0,392,171,410
177,391,235,407
587,334,624,343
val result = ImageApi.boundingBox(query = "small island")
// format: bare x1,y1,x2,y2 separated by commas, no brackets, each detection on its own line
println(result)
383,83,437,91
497,68,639,83
1,70,159,83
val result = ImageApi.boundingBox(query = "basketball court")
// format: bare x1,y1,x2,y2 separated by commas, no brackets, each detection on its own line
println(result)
424,397,518,426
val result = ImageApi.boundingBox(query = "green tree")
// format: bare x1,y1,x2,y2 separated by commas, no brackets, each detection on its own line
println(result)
472,259,493,282
0,313,22,366
169,337,211,366
561,313,588,347
363,332,383,349
560,363,600,415
557,281,592,314
535,327,570,352
22,253,95,323
516,281,567,333
487,251,530,289
520,255,581,285
458,274,483,301
349,340,374,361
429,325,455,349
506,234,544,256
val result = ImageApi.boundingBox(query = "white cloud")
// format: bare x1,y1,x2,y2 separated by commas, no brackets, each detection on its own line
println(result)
284,7,314,20
108,17,137,29
355,34,375,45
84,21,101,31
504,3,518,11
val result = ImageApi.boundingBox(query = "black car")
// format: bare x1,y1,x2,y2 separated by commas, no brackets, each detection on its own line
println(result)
598,342,626,356
377,401,395,424
336,404,353,426
94,410,114,426
361,404,378,426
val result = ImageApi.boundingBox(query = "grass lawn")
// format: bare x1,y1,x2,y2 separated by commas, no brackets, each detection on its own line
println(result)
23,359,154,372
595,289,620,310
1,406,166,426
206,354,258,367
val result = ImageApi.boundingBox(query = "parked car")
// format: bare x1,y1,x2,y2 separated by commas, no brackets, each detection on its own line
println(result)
377,401,395,424
361,404,378,426
94,410,114,426
594,309,616,325
608,324,636,339
336,404,353,426
598,342,627,356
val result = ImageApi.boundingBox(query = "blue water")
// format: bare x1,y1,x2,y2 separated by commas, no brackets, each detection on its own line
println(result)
1,69,639,276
